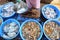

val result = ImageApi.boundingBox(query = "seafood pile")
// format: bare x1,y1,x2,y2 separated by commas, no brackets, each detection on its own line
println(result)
22,22,41,40
44,21,60,40
3,22,19,39
1,2,15,17
43,7,57,19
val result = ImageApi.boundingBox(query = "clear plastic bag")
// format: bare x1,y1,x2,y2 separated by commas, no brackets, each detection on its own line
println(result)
14,1,28,14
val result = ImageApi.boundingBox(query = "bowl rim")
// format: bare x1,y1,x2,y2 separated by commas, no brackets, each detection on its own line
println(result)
43,19,60,40
0,19,20,39
0,11,15,18
42,4,60,20
20,19,43,40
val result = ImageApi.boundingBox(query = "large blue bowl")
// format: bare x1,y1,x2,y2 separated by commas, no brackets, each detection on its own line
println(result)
43,19,60,40
0,19,20,39
42,4,60,20
20,19,43,40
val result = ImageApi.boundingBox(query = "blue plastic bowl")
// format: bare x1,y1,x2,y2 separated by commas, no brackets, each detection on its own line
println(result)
0,2,15,18
20,19,43,40
0,19,20,39
42,4,60,20
43,19,60,40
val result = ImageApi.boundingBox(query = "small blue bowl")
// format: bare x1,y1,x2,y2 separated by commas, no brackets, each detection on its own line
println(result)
20,19,43,40
42,4,60,20
0,19,20,39
43,19,60,40
0,2,15,18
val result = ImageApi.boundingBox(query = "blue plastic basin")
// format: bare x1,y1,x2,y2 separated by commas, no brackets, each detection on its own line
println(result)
42,4,60,20
20,19,43,40
43,19,60,40
0,2,15,18
0,19,20,39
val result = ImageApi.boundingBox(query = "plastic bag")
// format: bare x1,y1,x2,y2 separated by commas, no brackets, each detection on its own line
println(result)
14,1,28,14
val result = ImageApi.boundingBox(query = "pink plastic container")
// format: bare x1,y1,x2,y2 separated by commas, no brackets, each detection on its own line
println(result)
26,0,40,9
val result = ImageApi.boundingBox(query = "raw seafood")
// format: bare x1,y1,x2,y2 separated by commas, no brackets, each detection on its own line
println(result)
22,22,41,40
3,22,19,39
43,7,57,19
44,21,60,40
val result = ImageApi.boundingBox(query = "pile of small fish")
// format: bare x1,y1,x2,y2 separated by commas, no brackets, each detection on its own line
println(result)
1,2,15,17
44,21,60,40
3,22,19,39
43,7,57,19
22,22,41,40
